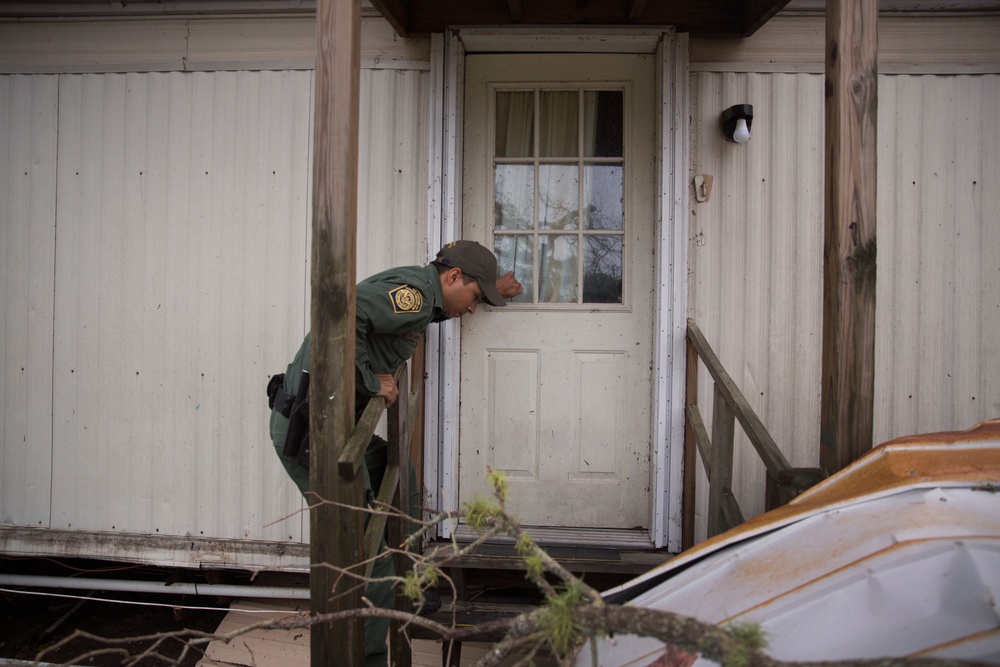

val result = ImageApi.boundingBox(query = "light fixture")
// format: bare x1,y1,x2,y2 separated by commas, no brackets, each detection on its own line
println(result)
720,104,753,144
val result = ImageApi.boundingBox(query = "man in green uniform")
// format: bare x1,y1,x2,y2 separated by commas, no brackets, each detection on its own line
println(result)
268,240,520,667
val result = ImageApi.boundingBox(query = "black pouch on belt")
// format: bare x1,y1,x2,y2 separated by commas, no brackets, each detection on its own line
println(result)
267,373,294,416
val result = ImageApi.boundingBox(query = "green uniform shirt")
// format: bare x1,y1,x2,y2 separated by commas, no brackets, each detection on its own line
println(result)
270,263,444,449
354,263,444,396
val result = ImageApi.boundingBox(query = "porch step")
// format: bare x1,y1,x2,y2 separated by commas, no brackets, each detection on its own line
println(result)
426,540,672,576
408,597,561,666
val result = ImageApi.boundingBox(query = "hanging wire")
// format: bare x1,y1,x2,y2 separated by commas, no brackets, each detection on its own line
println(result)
0,586,305,616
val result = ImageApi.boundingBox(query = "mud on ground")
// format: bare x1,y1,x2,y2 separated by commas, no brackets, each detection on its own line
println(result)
1,557,231,666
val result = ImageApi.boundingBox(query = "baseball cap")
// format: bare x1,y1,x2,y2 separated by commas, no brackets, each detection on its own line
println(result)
434,240,507,307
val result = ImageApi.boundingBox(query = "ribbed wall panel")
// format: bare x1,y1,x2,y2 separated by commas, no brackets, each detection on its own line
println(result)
357,67,430,275
1,64,430,558
50,71,314,543
875,74,1000,444
0,75,58,528
689,71,1000,540
51,72,311,540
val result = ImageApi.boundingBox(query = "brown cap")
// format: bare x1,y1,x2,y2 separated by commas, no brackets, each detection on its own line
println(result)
434,240,506,307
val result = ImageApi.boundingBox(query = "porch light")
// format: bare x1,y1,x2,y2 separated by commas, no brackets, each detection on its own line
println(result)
720,104,753,144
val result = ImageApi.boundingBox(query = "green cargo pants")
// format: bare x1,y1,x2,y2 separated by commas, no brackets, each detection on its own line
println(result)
273,435,420,667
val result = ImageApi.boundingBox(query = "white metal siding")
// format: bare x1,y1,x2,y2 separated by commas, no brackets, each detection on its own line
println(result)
49,70,314,542
0,16,431,74
357,67,430,276
0,75,58,528
875,74,1000,444
689,71,1000,541
0,59,429,565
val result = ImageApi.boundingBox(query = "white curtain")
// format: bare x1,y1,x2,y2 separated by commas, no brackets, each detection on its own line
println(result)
497,89,613,303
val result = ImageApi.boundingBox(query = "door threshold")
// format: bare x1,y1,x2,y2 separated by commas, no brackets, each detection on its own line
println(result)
452,524,653,550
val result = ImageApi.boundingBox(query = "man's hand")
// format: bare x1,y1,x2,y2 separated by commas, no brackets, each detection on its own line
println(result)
496,271,523,299
376,373,398,407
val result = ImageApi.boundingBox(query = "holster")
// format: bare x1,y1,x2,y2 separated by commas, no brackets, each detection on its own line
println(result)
282,370,310,458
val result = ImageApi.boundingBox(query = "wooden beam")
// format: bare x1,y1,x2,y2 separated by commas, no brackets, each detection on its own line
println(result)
741,0,793,36
628,0,648,21
686,321,792,477
508,0,523,23
310,0,363,664
707,386,735,538
403,0,745,36
820,0,878,475
368,0,410,37
687,405,712,481
682,337,700,550
388,368,412,667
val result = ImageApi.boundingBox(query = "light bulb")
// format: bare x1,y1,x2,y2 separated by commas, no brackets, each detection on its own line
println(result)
732,117,750,143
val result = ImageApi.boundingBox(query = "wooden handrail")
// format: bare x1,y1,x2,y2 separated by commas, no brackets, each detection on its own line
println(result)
336,363,422,563
685,319,824,543
686,320,792,476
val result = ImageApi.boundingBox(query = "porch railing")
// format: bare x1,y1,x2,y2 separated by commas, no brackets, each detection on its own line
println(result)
337,352,423,667
684,319,825,547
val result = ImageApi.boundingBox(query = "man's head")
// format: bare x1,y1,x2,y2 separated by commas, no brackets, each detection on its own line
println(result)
434,240,506,317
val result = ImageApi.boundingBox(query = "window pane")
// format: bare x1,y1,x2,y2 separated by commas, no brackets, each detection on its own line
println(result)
539,234,578,303
584,91,623,158
496,91,534,158
539,91,578,157
584,235,623,303
582,165,623,231
495,165,534,231
539,165,579,230
494,235,534,304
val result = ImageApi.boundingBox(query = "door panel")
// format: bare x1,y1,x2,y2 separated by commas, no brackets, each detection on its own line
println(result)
459,54,656,531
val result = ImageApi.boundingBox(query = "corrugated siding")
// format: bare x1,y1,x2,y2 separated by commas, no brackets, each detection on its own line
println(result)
1,63,429,557
357,67,431,276
689,72,826,536
689,71,1000,541
49,70,314,542
875,74,1000,444
0,75,58,528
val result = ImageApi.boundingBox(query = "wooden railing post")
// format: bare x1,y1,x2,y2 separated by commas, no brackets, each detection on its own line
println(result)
707,385,735,538
388,368,412,667
682,337,699,550
334,357,422,666
686,321,825,541
766,468,828,510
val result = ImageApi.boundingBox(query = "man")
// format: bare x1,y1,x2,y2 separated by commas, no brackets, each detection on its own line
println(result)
268,240,521,667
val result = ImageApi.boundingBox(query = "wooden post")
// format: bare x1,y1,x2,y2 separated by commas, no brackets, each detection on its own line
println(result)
682,336,699,550
310,0,363,665
820,0,878,474
707,386,735,538
388,368,412,667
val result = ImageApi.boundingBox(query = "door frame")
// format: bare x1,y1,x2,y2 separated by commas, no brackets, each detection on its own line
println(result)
423,27,690,551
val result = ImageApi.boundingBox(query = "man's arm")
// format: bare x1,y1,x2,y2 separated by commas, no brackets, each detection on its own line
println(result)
355,279,430,398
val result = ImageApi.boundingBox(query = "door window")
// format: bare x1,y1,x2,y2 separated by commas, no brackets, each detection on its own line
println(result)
492,88,626,306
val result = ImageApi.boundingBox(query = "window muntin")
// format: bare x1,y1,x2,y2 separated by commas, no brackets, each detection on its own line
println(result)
493,87,626,307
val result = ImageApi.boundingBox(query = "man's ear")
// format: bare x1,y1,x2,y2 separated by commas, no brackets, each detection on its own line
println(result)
444,267,462,285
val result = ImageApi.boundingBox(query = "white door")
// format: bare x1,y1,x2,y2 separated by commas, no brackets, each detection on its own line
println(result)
459,54,656,536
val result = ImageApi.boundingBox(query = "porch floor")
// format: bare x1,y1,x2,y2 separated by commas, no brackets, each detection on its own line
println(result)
197,543,671,666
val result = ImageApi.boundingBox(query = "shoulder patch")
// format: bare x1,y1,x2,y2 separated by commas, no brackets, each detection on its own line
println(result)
389,285,423,314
